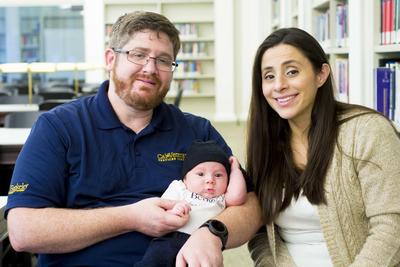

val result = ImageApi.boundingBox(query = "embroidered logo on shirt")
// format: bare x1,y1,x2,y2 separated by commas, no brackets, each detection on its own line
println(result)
8,182,29,195
157,152,185,162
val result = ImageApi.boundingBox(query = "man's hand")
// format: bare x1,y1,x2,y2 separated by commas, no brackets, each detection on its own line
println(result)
131,197,190,237
176,227,223,267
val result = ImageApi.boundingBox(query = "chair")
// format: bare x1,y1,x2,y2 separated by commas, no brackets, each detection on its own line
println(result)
38,87,76,100
4,83,29,95
0,95,44,104
0,88,12,96
39,99,72,111
80,83,100,96
3,111,44,128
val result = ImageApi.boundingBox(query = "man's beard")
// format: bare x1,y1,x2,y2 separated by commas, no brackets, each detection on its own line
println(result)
111,68,169,110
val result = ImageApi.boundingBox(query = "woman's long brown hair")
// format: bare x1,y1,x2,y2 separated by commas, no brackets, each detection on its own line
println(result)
247,28,350,223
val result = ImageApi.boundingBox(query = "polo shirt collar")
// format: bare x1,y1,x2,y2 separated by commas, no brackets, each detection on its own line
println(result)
93,80,173,131
151,102,173,131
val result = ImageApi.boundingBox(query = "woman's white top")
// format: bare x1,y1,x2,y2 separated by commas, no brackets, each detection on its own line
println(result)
162,180,225,234
275,195,333,267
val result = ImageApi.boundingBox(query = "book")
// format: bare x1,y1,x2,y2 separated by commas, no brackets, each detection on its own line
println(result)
396,0,400,43
389,63,400,123
335,3,348,47
394,66,400,123
335,58,349,103
390,0,395,44
374,67,392,117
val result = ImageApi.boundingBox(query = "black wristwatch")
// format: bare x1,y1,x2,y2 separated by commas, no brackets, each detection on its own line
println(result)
200,219,228,250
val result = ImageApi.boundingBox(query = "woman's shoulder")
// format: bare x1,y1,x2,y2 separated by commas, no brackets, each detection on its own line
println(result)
338,107,398,140
338,107,388,126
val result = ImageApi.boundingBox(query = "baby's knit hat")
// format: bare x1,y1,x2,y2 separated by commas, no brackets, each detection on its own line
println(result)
181,140,231,179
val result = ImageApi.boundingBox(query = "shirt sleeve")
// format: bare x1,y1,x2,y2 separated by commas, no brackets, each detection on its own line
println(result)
161,180,185,200
5,113,69,217
351,115,400,265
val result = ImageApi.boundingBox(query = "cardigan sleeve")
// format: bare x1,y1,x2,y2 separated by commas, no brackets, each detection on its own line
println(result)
248,228,276,267
350,115,400,266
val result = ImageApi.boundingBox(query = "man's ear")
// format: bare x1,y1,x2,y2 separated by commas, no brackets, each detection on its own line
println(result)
317,63,330,88
105,48,116,72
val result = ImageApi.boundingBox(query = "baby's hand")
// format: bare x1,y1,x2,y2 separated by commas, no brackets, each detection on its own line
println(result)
229,156,240,171
167,201,191,217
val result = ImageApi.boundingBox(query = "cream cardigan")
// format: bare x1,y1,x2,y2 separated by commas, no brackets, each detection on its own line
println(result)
248,112,400,267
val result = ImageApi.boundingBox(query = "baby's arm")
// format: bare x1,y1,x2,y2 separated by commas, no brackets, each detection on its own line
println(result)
162,180,191,217
167,201,191,217
224,156,247,206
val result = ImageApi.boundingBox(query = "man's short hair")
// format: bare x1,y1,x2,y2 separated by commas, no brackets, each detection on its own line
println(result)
109,11,181,59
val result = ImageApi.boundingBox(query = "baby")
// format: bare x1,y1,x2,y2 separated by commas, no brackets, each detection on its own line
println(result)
134,140,247,267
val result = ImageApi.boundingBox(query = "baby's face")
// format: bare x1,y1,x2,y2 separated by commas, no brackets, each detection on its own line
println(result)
183,161,228,199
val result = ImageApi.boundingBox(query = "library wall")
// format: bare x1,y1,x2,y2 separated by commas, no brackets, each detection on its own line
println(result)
83,0,245,121
263,0,400,125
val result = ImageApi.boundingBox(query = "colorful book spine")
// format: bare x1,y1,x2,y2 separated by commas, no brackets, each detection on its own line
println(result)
335,3,348,47
381,0,385,44
335,58,349,103
396,0,400,43
395,66,400,124
374,67,392,117
381,0,400,44
385,62,400,123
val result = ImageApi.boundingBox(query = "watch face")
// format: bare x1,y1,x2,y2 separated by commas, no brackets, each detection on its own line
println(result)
211,220,225,232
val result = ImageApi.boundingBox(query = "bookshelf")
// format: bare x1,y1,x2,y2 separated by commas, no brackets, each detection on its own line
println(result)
265,0,400,116
20,16,41,62
291,0,299,27
0,15,5,64
102,0,217,119
0,9,5,64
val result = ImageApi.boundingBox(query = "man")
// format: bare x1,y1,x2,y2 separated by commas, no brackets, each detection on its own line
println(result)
5,11,262,266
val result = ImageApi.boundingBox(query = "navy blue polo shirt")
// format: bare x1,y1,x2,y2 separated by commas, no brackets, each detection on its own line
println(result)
5,81,252,267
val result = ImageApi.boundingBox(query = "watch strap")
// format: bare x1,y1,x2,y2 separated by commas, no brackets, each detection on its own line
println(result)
200,219,228,250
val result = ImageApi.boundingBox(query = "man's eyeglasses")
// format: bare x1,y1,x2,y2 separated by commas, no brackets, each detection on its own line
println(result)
112,48,178,72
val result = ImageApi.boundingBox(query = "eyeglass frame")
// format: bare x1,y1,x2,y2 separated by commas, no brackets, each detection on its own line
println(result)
112,48,178,72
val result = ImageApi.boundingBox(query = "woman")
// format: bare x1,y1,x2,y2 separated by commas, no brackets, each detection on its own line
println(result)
246,27,400,266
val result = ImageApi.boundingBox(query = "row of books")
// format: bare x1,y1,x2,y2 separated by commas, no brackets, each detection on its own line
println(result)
180,42,207,57
20,35,40,47
374,61,400,124
174,23,198,39
20,50,40,62
381,0,400,45
314,2,348,47
105,23,205,42
174,60,201,75
171,79,200,94
314,11,329,44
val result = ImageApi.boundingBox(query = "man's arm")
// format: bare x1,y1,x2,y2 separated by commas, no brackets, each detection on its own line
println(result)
7,197,189,254
176,192,263,266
